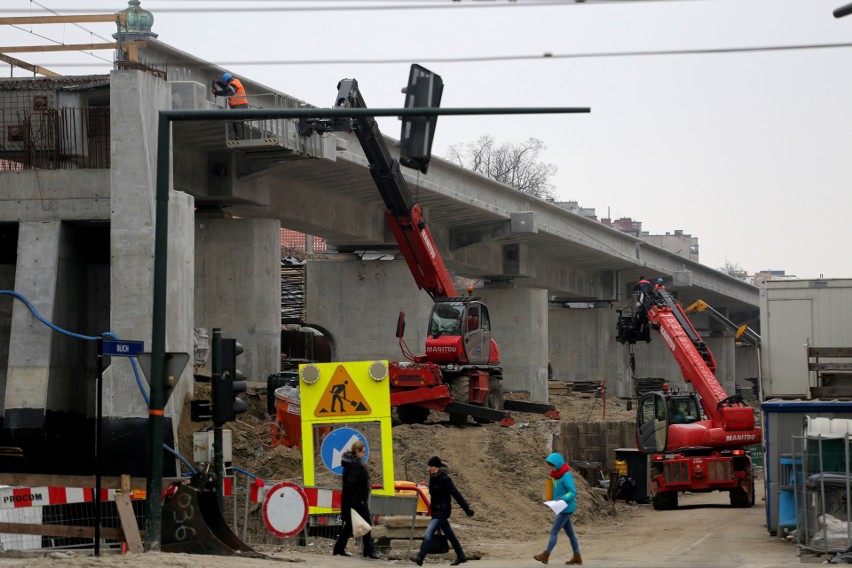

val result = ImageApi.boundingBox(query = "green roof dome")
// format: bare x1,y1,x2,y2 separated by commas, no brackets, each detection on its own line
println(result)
113,0,158,39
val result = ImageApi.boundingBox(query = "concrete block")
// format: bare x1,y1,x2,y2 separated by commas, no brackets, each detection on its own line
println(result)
381,515,430,529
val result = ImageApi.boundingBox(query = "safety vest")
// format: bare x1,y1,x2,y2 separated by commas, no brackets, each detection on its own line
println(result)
227,78,248,107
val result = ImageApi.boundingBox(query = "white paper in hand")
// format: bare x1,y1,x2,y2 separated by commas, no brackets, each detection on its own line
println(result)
544,499,568,514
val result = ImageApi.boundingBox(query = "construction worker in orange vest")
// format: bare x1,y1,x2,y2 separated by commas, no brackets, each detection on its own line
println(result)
212,72,249,139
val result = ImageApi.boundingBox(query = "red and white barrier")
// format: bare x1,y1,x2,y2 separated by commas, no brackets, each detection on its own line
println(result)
0,486,137,510
303,487,342,509
223,477,271,503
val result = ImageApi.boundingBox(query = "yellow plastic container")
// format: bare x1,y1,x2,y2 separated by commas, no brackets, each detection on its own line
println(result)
395,480,430,514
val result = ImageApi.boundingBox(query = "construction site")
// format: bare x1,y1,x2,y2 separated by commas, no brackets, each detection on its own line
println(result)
1,3,852,567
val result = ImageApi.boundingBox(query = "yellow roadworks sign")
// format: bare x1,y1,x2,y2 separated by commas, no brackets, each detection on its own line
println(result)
314,365,372,417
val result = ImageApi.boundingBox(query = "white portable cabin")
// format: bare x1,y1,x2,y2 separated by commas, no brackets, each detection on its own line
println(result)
760,279,852,397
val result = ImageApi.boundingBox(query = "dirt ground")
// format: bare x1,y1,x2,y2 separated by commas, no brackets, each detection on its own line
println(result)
180,384,634,543
173,384,638,554
0,386,800,567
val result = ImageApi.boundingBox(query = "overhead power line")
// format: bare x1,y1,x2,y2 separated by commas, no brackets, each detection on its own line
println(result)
22,41,852,68
0,0,744,14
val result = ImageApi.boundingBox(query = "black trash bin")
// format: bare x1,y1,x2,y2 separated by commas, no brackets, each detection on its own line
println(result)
614,448,649,504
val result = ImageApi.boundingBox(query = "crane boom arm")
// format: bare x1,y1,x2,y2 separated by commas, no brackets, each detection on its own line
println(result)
643,289,751,428
331,78,457,300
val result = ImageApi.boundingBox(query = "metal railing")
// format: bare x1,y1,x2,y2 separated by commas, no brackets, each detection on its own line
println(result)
218,92,325,158
792,433,852,553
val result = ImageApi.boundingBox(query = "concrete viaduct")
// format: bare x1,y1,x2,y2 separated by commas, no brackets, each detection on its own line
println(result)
0,38,758,475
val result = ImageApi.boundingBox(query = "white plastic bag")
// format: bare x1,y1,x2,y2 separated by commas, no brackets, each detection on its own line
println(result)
351,508,371,538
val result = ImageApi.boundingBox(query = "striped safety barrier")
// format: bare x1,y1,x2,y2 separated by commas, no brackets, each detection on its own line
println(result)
222,478,341,508
0,486,144,510
303,487,342,509
223,477,273,503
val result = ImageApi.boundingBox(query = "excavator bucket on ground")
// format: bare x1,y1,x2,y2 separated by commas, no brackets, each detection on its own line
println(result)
161,484,265,557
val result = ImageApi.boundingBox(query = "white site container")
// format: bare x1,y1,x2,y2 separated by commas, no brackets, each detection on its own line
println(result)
760,278,852,397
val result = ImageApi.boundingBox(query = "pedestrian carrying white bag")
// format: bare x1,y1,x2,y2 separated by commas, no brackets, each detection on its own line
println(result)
351,508,371,538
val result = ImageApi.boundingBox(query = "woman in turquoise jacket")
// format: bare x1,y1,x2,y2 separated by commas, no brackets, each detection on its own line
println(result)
534,452,582,565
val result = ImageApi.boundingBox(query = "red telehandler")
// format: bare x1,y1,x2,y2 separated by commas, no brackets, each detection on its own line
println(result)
616,285,761,509
298,70,557,426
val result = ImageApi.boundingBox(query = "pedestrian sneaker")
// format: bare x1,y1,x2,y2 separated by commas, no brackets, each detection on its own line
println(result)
409,556,423,566
451,558,468,566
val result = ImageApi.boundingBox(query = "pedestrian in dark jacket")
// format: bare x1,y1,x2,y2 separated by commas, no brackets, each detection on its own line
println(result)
333,441,380,559
410,456,474,566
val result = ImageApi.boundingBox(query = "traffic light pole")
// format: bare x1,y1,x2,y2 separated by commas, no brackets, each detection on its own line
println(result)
144,113,171,552
211,328,225,513
148,102,588,551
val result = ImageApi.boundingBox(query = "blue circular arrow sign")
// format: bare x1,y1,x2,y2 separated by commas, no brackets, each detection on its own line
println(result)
320,427,369,476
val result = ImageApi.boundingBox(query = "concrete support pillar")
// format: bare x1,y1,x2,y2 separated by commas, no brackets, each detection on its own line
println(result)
106,69,197,424
305,258,432,362
548,306,631,397
705,336,736,395
195,217,281,383
477,287,549,402
4,221,62,429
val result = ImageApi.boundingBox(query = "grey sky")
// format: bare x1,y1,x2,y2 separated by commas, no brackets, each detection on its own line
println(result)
4,0,850,279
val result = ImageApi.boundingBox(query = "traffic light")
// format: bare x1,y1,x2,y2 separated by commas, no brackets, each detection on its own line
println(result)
212,338,247,424
399,64,443,174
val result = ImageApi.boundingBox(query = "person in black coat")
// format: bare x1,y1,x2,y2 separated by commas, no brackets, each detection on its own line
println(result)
333,440,380,559
410,456,474,566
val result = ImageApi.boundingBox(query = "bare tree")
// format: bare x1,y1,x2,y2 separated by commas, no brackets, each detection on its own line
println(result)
446,135,557,199
718,258,749,281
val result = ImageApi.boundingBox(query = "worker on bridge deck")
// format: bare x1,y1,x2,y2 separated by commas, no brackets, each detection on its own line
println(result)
211,72,249,139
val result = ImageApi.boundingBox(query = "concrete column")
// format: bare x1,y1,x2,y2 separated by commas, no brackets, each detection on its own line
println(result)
705,335,736,395
477,287,549,402
97,69,194,476
4,221,62,429
548,306,633,398
195,217,281,383
106,69,196,421
305,258,432,362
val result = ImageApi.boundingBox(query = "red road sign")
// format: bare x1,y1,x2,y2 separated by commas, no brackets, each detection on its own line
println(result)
262,482,309,538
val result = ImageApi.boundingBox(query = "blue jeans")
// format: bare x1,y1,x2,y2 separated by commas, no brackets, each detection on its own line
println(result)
547,511,579,555
417,517,464,560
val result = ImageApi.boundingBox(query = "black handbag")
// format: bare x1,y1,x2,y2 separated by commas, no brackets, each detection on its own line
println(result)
429,529,449,554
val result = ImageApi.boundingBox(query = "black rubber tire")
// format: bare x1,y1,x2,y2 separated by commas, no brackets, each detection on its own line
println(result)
397,405,430,424
730,477,755,508
448,376,470,425
652,490,679,510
